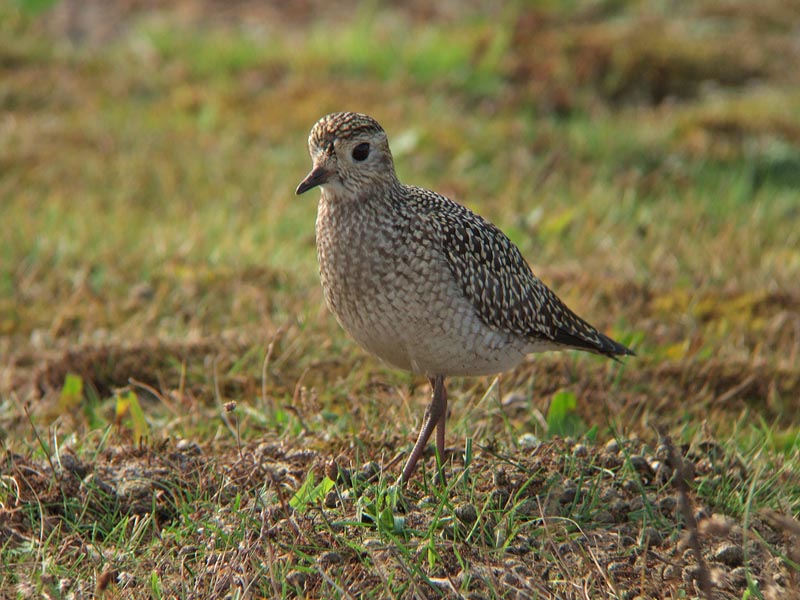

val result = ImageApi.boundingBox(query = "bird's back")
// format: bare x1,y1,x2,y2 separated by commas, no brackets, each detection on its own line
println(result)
402,185,633,358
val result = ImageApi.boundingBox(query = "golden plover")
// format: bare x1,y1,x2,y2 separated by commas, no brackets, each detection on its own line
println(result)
296,111,634,484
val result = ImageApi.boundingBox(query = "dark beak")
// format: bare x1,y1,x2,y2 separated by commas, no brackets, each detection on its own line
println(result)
296,165,330,195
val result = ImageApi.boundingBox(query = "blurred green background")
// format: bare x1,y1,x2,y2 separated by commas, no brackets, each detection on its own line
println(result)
2,0,799,438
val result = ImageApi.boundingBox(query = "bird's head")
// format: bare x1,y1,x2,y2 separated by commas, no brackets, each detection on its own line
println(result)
296,112,397,197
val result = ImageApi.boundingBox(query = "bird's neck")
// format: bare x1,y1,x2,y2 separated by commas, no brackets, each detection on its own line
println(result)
320,178,402,211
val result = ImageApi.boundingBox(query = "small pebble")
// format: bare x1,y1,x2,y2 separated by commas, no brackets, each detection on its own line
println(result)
492,468,510,488
518,433,541,450
324,460,339,481
609,499,629,514
559,487,577,504
176,439,202,455
594,510,615,524
601,452,622,469
622,480,639,495
629,455,653,477
600,487,620,502
729,566,748,587
641,527,663,547
512,562,533,577
657,495,677,515
336,466,353,486
58,454,89,477
286,570,307,589
454,503,478,524
714,543,744,567
324,490,338,509
502,572,521,586
505,544,530,556
627,495,644,512
515,498,539,518
359,461,380,482
557,542,573,556
618,535,636,549
490,489,510,509
317,551,344,566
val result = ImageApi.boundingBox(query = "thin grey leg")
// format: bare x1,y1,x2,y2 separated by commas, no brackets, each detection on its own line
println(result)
435,381,447,466
399,375,446,484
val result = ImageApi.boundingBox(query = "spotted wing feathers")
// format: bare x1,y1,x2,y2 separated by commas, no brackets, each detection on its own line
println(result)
405,186,633,358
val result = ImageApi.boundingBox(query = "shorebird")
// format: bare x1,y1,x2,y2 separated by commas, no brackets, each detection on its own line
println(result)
296,112,634,484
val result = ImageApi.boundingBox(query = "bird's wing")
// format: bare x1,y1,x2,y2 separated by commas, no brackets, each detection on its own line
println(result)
406,186,632,358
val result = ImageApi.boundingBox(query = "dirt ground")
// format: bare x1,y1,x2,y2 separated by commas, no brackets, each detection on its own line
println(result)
2,1,800,598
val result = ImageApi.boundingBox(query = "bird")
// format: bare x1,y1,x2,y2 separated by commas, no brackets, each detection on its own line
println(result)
296,111,634,485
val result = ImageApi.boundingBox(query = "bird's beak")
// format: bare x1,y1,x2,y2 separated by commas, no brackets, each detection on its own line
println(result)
296,165,330,195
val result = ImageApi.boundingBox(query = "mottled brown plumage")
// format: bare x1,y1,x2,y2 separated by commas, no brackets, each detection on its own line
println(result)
297,111,634,484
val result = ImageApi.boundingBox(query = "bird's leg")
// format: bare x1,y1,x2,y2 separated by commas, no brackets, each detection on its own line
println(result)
435,378,447,470
399,375,446,485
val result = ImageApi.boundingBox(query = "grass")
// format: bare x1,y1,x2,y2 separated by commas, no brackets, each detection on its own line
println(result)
2,0,800,597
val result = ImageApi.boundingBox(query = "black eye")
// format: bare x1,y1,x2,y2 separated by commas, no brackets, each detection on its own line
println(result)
351,142,370,161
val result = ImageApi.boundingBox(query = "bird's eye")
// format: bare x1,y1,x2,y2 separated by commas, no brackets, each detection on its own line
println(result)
351,142,370,161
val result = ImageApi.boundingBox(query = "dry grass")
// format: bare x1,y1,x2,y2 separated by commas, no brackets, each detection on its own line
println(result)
2,0,800,598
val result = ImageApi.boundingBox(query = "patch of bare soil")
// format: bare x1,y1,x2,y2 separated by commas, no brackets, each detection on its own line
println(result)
2,435,798,598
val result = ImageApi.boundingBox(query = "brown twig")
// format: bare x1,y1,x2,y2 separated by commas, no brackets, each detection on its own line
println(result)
664,436,713,599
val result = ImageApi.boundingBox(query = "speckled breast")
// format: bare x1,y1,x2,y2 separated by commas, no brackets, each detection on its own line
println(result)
315,194,529,377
